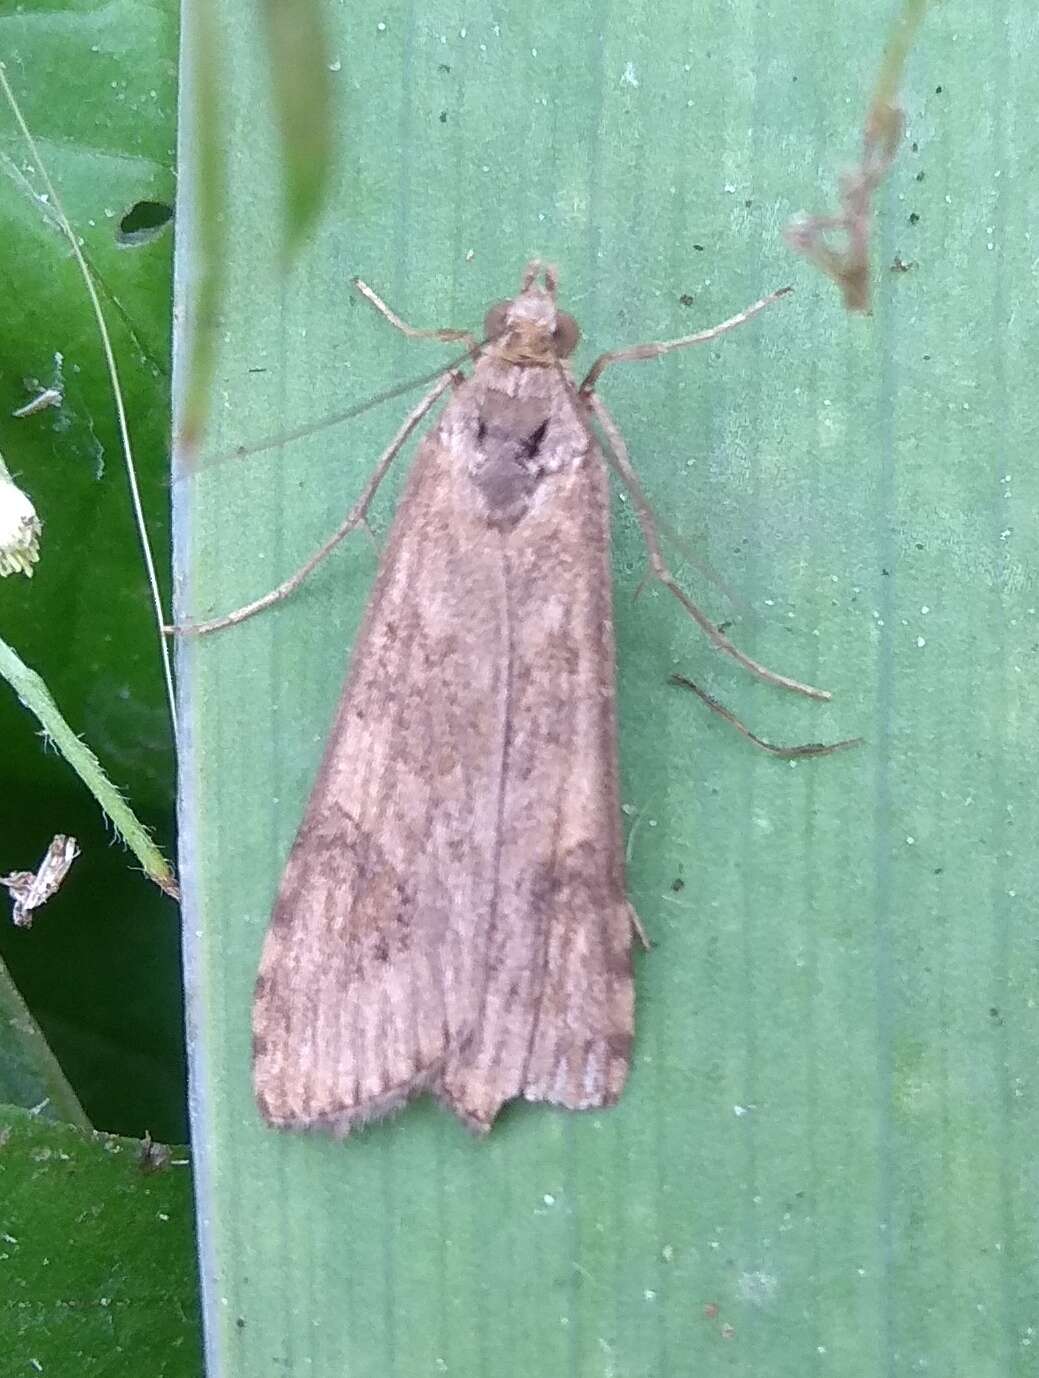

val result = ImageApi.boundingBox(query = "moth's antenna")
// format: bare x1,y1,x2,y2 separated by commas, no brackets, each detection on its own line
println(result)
178,345,488,479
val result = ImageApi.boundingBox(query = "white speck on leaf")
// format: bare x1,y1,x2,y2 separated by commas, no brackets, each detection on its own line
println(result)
737,1270,778,1305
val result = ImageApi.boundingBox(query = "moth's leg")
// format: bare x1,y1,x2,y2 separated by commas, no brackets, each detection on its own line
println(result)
586,390,832,702
353,277,481,359
627,903,652,951
579,286,790,395
168,373,456,637
670,675,862,759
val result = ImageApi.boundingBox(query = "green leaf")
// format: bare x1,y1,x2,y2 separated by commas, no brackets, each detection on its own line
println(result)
0,958,91,1126
176,2,1039,1375
1,1106,200,1375
0,0,184,1139
0,635,177,896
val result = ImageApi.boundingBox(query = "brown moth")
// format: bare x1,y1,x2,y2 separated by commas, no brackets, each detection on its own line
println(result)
194,263,845,1136
253,265,634,1135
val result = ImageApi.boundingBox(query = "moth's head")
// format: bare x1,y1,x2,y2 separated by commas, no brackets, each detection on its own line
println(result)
483,261,580,366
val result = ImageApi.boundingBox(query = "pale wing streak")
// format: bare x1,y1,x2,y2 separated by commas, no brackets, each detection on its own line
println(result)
336,513,440,1107
288,499,444,1120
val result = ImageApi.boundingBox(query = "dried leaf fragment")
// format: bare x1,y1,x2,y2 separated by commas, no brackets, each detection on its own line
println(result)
3,835,79,927
783,0,928,312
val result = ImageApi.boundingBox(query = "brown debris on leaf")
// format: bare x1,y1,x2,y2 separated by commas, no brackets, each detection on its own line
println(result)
784,104,904,314
3,834,79,928
783,0,928,313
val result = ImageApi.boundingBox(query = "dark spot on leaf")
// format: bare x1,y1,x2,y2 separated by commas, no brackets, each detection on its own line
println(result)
117,200,173,246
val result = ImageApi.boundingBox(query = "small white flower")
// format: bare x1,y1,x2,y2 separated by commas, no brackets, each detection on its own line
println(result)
0,474,42,577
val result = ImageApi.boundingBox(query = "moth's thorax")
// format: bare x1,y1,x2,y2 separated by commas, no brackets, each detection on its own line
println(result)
440,359,590,531
427,263,590,529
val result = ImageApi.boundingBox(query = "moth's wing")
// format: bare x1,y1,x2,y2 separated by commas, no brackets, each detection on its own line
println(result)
252,432,510,1133
436,418,635,1132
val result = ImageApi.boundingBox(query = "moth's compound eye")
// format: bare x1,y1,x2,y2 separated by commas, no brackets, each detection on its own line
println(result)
483,302,511,341
553,312,580,358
